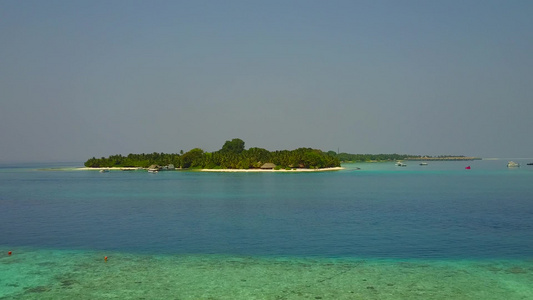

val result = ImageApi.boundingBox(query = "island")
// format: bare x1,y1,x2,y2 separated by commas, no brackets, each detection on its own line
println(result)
83,138,481,172
84,139,342,171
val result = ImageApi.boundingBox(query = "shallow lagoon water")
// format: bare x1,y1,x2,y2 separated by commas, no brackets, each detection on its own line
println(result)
1,249,532,299
1,160,532,299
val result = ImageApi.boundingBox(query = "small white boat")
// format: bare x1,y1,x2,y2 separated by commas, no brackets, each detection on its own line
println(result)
419,162,428,166
396,161,407,167
99,169,109,173
507,161,520,168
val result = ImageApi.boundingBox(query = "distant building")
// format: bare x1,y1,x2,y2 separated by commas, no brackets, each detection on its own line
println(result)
148,165,161,172
260,163,276,169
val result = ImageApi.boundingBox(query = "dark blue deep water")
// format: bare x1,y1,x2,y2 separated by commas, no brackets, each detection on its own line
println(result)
1,160,532,260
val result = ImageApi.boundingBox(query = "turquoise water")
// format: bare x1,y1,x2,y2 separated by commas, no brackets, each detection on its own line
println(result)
1,160,532,299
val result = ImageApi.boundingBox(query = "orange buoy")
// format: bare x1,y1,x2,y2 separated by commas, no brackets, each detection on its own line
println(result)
104,256,108,261
8,251,12,255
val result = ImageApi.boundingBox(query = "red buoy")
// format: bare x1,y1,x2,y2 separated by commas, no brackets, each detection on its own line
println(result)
8,251,12,255
104,256,108,261
465,166,471,170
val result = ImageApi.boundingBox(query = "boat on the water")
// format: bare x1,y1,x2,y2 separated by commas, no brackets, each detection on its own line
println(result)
507,161,520,168
419,162,428,166
527,163,533,166
99,169,109,173
396,161,407,167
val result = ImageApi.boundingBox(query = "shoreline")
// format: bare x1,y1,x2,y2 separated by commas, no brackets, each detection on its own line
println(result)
199,167,344,172
75,167,345,172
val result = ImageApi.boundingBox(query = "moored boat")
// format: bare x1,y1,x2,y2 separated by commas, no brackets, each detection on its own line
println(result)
507,161,520,168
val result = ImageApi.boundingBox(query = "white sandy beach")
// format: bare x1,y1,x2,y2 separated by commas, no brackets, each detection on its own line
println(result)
76,167,344,172
200,167,344,172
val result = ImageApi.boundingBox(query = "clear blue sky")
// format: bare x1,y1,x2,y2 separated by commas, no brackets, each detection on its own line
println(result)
1,0,532,162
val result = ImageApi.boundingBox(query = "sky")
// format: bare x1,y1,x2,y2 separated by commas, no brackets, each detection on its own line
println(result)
1,0,532,162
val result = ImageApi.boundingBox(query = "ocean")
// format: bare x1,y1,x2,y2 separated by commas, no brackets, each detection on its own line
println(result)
1,160,532,299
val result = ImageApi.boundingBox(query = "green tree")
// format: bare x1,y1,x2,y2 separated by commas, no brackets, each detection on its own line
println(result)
83,139,342,169
220,138,245,154
181,148,204,168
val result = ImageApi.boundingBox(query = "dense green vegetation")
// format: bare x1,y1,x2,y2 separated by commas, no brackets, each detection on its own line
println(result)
84,139,340,169
84,138,475,169
84,152,182,169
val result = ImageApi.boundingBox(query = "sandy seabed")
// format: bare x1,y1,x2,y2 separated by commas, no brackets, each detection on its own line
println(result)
1,248,532,300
